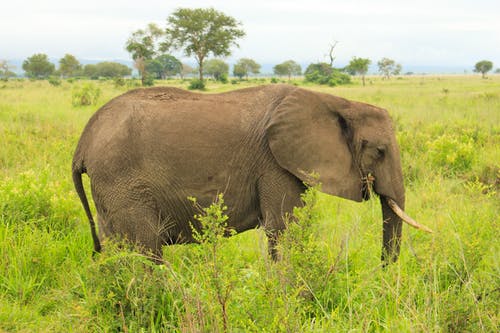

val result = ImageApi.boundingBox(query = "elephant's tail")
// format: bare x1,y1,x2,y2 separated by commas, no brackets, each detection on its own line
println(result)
72,163,101,254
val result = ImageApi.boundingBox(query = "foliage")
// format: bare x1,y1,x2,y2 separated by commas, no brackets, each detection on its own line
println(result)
58,54,81,78
165,8,245,81
304,62,351,86
233,58,261,79
22,53,55,78
273,60,302,80
377,57,402,79
203,59,229,82
474,60,493,78
345,57,371,86
47,76,62,87
83,62,132,79
146,54,182,79
125,23,164,85
427,133,476,176
188,78,206,90
71,83,101,106
0,60,16,78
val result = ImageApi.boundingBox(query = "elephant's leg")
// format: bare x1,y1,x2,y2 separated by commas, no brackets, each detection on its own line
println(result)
257,169,305,260
96,195,168,259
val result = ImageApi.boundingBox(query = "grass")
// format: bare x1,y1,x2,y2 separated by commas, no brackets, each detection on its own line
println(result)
0,76,499,332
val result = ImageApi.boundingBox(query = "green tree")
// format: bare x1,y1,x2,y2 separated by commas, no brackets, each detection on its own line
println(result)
233,58,261,79
146,54,182,79
180,63,194,79
304,62,351,86
58,54,81,78
203,59,229,82
83,62,131,79
474,60,493,78
0,60,16,78
125,23,164,85
273,60,301,81
377,57,401,79
22,53,55,78
165,8,245,81
346,57,371,86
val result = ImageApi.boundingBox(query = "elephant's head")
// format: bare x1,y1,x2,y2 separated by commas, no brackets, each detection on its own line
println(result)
267,87,432,263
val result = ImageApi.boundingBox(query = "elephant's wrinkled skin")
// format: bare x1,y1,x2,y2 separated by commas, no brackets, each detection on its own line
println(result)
73,84,414,263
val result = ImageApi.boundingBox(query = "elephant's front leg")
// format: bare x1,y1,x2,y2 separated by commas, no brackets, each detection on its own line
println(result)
257,169,305,260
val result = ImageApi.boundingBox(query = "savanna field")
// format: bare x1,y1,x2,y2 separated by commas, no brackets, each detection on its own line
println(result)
0,76,499,332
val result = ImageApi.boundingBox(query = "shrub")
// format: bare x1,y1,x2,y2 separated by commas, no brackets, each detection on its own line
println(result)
188,79,206,90
113,77,126,87
48,76,62,86
427,134,476,176
72,83,101,106
270,77,279,84
304,62,351,86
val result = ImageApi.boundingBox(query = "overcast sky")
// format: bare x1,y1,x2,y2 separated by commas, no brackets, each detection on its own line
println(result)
2,0,499,69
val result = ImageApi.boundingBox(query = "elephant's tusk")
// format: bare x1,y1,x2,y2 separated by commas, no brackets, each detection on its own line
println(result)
385,198,434,233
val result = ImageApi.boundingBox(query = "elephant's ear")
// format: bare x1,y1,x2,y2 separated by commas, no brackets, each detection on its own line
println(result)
266,88,362,202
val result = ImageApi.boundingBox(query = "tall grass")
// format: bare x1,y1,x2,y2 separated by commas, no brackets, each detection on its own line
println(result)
0,76,498,331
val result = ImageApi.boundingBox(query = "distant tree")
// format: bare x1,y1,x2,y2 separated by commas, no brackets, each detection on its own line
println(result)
180,63,194,79
304,62,351,86
233,58,261,79
59,54,81,78
346,57,371,86
125,23,164,85
495,68,500,74
326,40,339,67
0,60,16,78
22,53,55,78
377,58,401,79
146,54,182,79
83,62,131,79
165,8,245,81
273,60,302,80
203,59,229,82
474,60,493,78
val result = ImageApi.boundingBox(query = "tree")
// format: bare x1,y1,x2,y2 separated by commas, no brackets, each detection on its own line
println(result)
180,63,194,79
203,59,229,82
22,53,55,78
346,57,371,86
474,60,493,78
326,40,339,67
146,54,182,79
233,58,261,80
304,62,351,86
165,8,245,81
83,62,131,79
125,23,164,85
377,58,401,79
59,54,81,78
0,60,16,78
273,60,302,80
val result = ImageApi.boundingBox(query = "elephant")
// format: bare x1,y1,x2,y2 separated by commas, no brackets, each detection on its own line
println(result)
72,84,431,264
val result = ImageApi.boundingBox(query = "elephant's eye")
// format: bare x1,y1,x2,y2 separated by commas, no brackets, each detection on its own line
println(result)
376,146,386,158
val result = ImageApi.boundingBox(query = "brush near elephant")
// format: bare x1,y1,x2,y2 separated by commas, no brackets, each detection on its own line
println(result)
72,84,431,263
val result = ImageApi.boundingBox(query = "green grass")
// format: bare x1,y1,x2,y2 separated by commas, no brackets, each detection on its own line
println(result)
0,76,499,332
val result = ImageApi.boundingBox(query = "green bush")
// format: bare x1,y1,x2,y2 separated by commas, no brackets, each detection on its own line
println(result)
113,77,126,87
48,76,62,86
304,62,351,86
427,134,476,176
188,79,206,90
270,77,279,84
71,83,101,106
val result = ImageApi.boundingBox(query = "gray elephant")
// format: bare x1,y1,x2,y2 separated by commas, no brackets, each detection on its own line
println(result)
72,84,431,263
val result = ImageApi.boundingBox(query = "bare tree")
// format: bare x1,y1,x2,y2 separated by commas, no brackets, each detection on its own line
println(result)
325,40,339,67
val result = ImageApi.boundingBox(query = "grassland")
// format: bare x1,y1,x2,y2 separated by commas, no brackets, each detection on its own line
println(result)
0,76,499,332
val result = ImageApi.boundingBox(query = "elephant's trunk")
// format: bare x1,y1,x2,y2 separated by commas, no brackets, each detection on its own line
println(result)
381,195,403,264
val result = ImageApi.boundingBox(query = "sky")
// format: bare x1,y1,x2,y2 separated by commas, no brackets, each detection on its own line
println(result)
2,0,499,71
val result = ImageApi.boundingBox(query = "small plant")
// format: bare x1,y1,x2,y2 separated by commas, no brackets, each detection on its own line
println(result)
113,77,125,87
72,83,101,106
427,134,475,176
188,79,206,90
270,77,279,84
48,76,61,86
